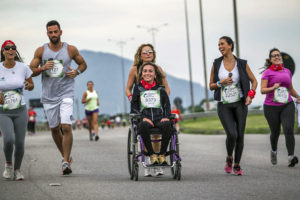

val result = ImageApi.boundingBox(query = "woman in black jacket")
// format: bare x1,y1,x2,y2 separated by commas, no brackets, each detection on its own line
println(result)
131,62,172,165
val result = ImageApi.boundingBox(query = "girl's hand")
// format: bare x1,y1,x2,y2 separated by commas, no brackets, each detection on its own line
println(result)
143,118,154,127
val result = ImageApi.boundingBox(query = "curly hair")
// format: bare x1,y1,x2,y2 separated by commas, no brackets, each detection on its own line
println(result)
133,44,156,69
137,62,163,85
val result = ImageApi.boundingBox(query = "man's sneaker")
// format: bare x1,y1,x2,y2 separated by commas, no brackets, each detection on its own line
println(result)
3,164,13,179
14,169,24,181
233,165,244,176
224,157,233,174
154,167,164,176
288,155,299,167
270,150,277,165
144,168,152,177
62,162,72,175
95,135,99,141
61,156,73,165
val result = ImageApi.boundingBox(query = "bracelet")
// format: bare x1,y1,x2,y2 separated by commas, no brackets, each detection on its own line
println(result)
38,67,42,72
248,89,256,99
216,81,221,88
128,94,133,102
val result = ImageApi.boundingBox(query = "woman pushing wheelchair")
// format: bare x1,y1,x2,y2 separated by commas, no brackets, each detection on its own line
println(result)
131,62,172,165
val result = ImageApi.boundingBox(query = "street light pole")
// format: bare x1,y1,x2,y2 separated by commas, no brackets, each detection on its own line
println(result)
233,0,240,57
108,38,134,115
184,0,194,112
199,0,209,111
137,23,168,47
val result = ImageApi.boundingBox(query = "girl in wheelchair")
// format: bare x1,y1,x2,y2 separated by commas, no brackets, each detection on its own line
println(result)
131,62,172,165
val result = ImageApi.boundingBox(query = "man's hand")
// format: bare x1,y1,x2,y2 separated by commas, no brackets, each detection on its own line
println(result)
43,60,54,71
143,118,154,127
65,67,78,79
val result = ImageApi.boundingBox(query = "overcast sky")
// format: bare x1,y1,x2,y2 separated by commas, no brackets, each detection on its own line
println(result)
1,0,300,105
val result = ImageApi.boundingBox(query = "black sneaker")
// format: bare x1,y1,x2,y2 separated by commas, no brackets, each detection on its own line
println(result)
95,135,99,141
288,156,298,167
62,162,72,175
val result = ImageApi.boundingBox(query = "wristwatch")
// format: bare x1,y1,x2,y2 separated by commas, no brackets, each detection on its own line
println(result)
217,81,221,88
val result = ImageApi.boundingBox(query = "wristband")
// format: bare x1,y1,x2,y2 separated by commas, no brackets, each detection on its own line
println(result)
128,94,133,102
216,81,221,88
248,89,256,99
38,67,42,72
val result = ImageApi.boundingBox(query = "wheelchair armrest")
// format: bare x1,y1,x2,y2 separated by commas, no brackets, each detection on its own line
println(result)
129,113,142,120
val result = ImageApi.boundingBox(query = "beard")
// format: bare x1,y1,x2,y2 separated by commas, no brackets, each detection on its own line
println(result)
49,36,61,44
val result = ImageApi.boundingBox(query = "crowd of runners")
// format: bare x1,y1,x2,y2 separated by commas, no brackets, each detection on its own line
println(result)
0,20,299,181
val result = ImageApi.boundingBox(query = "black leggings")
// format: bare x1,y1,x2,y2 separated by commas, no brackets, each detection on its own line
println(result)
264,102,295,156
217,101,248,164
138,120,172,155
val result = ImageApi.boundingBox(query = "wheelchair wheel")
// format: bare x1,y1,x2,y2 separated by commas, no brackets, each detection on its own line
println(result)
175,162,182,181
169,132,180,179
133,162,139,181
127,128,133,176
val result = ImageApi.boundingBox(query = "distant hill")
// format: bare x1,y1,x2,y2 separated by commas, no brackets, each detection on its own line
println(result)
24,50,212,120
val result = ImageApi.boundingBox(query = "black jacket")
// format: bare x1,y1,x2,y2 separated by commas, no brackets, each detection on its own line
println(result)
131,83,171,121
212,56,250,101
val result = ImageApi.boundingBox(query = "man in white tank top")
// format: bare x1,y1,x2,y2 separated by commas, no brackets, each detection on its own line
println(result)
29,20,87,175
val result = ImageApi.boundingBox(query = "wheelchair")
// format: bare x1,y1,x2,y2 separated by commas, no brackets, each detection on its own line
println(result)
127,113,182,181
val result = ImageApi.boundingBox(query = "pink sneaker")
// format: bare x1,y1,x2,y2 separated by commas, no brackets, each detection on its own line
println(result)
233,165,244,176
224,157,233,174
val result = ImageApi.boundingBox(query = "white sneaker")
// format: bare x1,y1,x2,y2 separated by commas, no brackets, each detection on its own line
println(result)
144,168,152,177
14,169,24,181
3,164,13,179
154,167,164,176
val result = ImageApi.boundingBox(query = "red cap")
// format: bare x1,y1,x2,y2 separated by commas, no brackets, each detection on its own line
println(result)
1,40,16,50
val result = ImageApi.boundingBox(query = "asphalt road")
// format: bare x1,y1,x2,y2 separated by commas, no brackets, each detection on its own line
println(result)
0,127,300,200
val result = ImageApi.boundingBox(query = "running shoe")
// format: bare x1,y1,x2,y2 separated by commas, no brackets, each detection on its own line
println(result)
62,162,72,175
154,167,164,176
233,165,244,176
224,157,233,174
95,135,99,141
158,155,168,165
270,150,277,165
288,155,299,167
89,134,93,141
144,168,152,177
61,156,73,165
92,132,95,137
3,164,13,179
150,154,159,165
14,169,24,181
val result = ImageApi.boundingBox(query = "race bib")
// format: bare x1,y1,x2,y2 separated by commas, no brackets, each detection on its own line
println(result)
222,84,240,104
29,116,35,121
3,90,22,110
140,90,161,109
274,87,289,104
44,59,64,77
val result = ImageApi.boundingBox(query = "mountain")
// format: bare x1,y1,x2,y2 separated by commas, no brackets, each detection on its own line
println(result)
24,50,212,120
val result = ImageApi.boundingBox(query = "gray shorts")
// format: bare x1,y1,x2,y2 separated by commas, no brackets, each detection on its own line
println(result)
43,98,73,128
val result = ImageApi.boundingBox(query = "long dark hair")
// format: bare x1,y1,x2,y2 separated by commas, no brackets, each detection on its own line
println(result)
137,62,163,85
260,48,281,73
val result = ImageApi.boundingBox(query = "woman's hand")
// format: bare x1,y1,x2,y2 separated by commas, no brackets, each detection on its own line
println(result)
245,96,252,106
0,94,4,105
143,118,154,127
220,77,233,85
272,83,280,90
24,81,34,90
160,118,169,122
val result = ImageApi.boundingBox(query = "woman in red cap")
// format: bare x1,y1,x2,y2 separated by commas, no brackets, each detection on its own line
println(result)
0,40,34,180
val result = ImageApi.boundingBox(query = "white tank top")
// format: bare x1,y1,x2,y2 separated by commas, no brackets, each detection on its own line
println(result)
218,61,243,102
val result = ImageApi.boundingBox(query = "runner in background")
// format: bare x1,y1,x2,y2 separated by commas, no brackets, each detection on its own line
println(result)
27,106,37,135
171,105,182,133
82,81,99,141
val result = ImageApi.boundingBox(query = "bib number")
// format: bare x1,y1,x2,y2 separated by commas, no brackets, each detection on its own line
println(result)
3,90,22,110
44,59,64,77
274,87,289,104
140,90,161,109
222,84,240,104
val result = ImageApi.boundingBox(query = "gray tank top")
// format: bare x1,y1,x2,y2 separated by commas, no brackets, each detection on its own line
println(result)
41,42,74,104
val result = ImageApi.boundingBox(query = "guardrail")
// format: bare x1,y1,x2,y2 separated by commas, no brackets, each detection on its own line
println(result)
181,110,264,120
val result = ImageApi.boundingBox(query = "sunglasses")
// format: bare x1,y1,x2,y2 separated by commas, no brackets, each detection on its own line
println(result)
4,45,17,51
270,54,281,58
142,50,153,55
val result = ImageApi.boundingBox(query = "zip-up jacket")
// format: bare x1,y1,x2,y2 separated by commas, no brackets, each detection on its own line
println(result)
131,83,171,121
